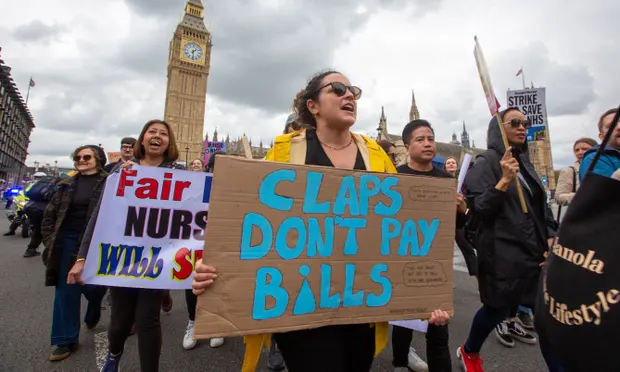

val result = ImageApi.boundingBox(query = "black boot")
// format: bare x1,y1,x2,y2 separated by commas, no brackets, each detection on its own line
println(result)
23,248,40,258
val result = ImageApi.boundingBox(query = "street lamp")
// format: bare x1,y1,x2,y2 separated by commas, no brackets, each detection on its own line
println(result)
185,146,190,165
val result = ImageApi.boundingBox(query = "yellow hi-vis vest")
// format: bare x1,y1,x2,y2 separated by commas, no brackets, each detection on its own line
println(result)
241,129,397,372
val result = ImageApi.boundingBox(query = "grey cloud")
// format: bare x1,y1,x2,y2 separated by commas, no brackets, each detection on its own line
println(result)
118,0,440,113
495,42,596,116
10,20,66,44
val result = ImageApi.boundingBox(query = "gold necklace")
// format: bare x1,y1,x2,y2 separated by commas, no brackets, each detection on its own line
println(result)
318,135,353,151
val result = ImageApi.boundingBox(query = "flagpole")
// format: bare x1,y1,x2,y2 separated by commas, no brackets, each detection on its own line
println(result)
521,69,526,89
25,76,32,105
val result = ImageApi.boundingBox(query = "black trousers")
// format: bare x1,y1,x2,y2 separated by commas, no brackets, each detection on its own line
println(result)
185,289,196,321
273,324,375,372
455,228,477,276
108,287,164,372
27,212,43,250
392,324,452,372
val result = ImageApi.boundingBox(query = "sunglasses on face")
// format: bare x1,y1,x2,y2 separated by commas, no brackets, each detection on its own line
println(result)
504,118,532,129
318,82,362,100
73,155,92,162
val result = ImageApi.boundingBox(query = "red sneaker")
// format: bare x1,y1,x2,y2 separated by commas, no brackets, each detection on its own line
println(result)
457,344,484,372
162,291,173,313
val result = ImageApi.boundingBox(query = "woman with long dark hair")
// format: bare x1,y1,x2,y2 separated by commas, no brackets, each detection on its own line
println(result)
68,119,184,372
43,145,108,362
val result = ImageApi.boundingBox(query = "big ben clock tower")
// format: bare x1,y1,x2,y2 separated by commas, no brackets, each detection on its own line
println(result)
163,0,212,164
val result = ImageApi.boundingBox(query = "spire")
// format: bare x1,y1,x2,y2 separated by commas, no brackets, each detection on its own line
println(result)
213,127,218,142
182,0,207,31
205,132,209,142
377,106,388,140
409,90,420,122
450,131,460,145
472,140,476,148
461,120,471,149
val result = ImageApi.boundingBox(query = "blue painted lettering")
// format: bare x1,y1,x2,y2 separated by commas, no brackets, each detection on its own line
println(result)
367,264,392,307
259,169,296,211
358,175,380,216
319,264,341,309
275,217,307,260
343,264,364,307
332,176,360,216
252,267,289,320
380,218,401,255
375,176,402,216
307,217,334,257
240,213,273,260
293,265,316,315
338,218,366,255
419,219,440,256
303,172,330,213
398,220,420,256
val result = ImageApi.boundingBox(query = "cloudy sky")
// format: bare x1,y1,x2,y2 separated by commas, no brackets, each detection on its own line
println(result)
1,0,617,168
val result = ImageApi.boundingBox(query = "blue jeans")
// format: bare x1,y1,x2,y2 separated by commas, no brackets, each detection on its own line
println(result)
464,305,564,372
50,233,105,346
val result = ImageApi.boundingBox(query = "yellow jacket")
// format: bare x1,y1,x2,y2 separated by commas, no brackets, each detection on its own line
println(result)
241,129,397,372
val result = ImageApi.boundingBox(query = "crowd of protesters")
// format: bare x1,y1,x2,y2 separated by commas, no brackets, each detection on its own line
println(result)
5,68,618,372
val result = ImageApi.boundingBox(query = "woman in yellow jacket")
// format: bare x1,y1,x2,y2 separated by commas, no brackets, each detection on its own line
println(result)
193,70,445,371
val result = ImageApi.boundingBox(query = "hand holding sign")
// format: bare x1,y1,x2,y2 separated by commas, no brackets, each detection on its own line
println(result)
192,260,217,295
67,260,85,285
500,147,520,183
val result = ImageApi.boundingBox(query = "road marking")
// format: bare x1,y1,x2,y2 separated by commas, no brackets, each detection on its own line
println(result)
95,331,107,371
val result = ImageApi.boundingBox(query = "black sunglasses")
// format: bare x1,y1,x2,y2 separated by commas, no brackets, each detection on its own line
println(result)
504,118,532,129
73,155,93,162
318,82,362,100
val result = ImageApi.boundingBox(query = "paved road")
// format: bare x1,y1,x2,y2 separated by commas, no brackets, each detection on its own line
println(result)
0,217,547,372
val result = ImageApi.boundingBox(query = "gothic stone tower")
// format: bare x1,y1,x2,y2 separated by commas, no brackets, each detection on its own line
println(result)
163,0,212,164
409,90,420,122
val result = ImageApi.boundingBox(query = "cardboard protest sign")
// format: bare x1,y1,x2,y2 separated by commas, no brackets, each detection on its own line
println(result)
195,156,455,339
507,88,549,142
107,152,122,164
81,166,212,289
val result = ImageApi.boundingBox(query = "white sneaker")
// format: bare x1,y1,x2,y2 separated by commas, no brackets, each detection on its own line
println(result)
182,321,197,350
209,337,224,348
408,347,429,372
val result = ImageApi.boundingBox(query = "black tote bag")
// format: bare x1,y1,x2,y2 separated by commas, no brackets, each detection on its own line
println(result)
537,108,620,371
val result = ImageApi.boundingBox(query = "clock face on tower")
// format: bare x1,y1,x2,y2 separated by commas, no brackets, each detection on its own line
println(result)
183,42,203,61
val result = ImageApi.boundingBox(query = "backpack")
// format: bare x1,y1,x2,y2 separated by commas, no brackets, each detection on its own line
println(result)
25,176,60,202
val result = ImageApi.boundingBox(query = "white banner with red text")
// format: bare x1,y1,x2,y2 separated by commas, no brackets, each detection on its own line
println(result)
82,166,212,289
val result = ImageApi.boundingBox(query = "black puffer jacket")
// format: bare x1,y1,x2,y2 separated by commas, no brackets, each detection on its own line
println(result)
464,110,557,309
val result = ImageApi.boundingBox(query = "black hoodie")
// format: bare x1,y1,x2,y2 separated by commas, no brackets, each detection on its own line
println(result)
463,109,557,308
